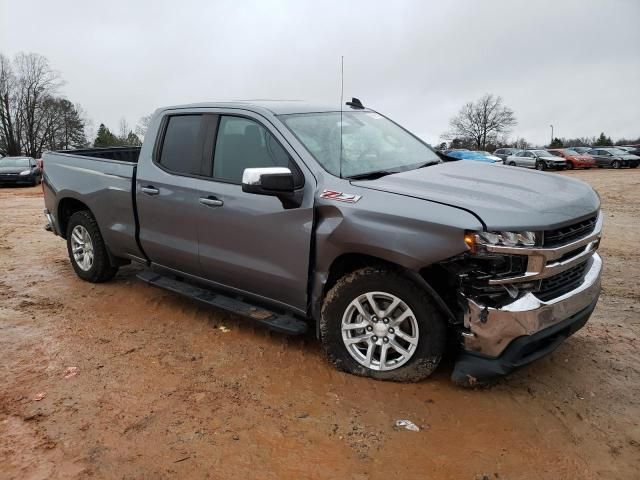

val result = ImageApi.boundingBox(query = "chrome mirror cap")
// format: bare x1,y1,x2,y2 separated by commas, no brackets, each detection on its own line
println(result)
242,167,292,186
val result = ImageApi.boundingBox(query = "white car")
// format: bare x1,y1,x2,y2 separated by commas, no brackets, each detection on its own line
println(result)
506,149,567,171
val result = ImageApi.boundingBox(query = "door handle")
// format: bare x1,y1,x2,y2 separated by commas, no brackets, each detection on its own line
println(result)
199,197,224,207
141,186,159,195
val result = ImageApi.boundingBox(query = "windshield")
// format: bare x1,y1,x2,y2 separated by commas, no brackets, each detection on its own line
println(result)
533,150,554,157
607,148,629,155
280,111,440,178
563,149,579,155
0,157,30,167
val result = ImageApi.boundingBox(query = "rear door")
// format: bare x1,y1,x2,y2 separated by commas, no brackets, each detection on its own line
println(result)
136,113,218,274
196,113,314,312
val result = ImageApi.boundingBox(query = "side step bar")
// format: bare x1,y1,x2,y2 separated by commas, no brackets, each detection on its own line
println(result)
136,270,308,335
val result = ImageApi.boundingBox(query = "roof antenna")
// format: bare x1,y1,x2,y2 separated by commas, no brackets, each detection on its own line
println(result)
339,55,344,179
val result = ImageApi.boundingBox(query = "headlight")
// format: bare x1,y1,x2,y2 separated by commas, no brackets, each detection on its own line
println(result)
19,170,31,176
465,230,538,252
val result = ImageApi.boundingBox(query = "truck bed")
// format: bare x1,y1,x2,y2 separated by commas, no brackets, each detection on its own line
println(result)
56,146,141,163
42,148,143,261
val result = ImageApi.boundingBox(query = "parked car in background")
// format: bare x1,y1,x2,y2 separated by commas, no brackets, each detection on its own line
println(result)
548,149,595,169
586,148,640,168
0,156,42,186
443,150,501,164
493,148,519,161
477,151,503,163
568,146,592,155
506,149,566,170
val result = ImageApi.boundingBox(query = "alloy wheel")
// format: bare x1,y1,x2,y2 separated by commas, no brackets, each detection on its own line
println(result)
341,292,419,371
70,225,94,271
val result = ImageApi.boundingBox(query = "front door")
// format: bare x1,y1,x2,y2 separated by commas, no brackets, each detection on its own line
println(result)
196,114,314,312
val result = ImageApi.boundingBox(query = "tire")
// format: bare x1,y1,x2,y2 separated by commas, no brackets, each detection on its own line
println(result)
509,161,516,166
612,160,621,169
566,162,574,170
535,160,546,171
66,210,118,283
630,163,638,169
320,267,446,382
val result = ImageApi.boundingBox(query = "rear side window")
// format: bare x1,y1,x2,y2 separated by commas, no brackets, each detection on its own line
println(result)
158,115,216,176
213,116,302,186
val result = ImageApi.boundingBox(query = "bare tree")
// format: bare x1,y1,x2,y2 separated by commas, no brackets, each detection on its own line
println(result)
0,52,88,157
444,94,517,150
14,53,63,157
135,114,152,139
0,54,20,156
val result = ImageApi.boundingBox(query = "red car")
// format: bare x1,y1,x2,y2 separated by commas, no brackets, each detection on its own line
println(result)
548,148,595,169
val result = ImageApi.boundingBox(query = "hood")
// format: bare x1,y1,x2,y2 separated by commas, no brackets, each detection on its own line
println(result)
621,154,640,160
0,166,29,174
352,161,599,230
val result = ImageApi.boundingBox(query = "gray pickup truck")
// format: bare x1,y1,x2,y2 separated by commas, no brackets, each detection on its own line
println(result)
43,100,603,386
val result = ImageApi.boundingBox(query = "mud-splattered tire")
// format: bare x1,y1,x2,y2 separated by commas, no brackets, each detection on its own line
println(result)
320,267,446,382
66,210,118,283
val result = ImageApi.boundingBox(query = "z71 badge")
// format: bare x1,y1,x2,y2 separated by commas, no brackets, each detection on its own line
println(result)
320,189,362,203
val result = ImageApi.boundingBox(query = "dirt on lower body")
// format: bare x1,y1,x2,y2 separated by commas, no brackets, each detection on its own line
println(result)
1,170,639,480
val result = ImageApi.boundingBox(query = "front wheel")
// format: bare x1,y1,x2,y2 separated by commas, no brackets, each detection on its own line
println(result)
535,160,546,171
630,163,638,169
66,210,118,282
320,267,446,382
612,160,621,169
509,161,516,166
566,162,574,170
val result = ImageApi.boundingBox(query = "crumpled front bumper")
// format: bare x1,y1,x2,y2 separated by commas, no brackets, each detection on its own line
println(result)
452,253,602,386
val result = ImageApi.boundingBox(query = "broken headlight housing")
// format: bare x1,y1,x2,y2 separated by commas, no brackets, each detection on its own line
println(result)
465,230,538,252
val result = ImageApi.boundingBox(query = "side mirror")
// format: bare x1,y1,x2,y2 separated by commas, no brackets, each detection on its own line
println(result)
242,167,294,195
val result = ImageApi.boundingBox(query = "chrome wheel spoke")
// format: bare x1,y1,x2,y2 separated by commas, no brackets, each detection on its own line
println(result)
390,309,411,327
389,339,410,357
363,341,375,367
343,321,369,331
379,343,390,368
382,297,400,317
344,333,372,345
364,293,382,317
395,329,418,346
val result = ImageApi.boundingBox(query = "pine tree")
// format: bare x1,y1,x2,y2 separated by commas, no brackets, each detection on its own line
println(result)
94,124,119,147
593,132,613,146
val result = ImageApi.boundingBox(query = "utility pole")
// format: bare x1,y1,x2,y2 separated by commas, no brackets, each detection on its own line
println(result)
550,124,554,145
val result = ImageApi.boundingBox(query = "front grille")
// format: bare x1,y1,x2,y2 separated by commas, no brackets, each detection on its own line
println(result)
543,215,597,247
535,261,589,301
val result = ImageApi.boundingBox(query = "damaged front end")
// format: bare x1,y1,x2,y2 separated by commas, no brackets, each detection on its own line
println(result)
438,213,603,386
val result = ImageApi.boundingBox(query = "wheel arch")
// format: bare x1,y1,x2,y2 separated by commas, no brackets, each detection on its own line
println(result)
312,252,458,337
57,197,92,239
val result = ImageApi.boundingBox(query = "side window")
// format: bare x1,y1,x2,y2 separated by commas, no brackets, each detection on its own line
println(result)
213,116,302,186
158,115,214,176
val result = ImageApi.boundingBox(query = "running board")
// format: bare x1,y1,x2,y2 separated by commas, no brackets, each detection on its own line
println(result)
136,270,308,335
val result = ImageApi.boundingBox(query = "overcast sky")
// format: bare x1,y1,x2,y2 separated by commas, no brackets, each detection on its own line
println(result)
1,0,638,145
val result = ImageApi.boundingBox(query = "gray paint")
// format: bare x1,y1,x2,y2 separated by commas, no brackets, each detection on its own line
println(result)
43,101,599,319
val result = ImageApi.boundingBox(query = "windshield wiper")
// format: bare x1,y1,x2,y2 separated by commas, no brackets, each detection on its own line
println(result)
347,170,398,180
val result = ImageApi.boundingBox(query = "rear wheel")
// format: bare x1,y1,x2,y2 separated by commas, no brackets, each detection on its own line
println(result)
630,162,638,169
320,267,446,382
66,210,118,283
509,161,516,166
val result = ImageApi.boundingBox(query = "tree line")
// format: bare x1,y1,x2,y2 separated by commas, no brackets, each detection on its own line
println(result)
441,93,639,151
0,51,149,158
0,53,87,157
